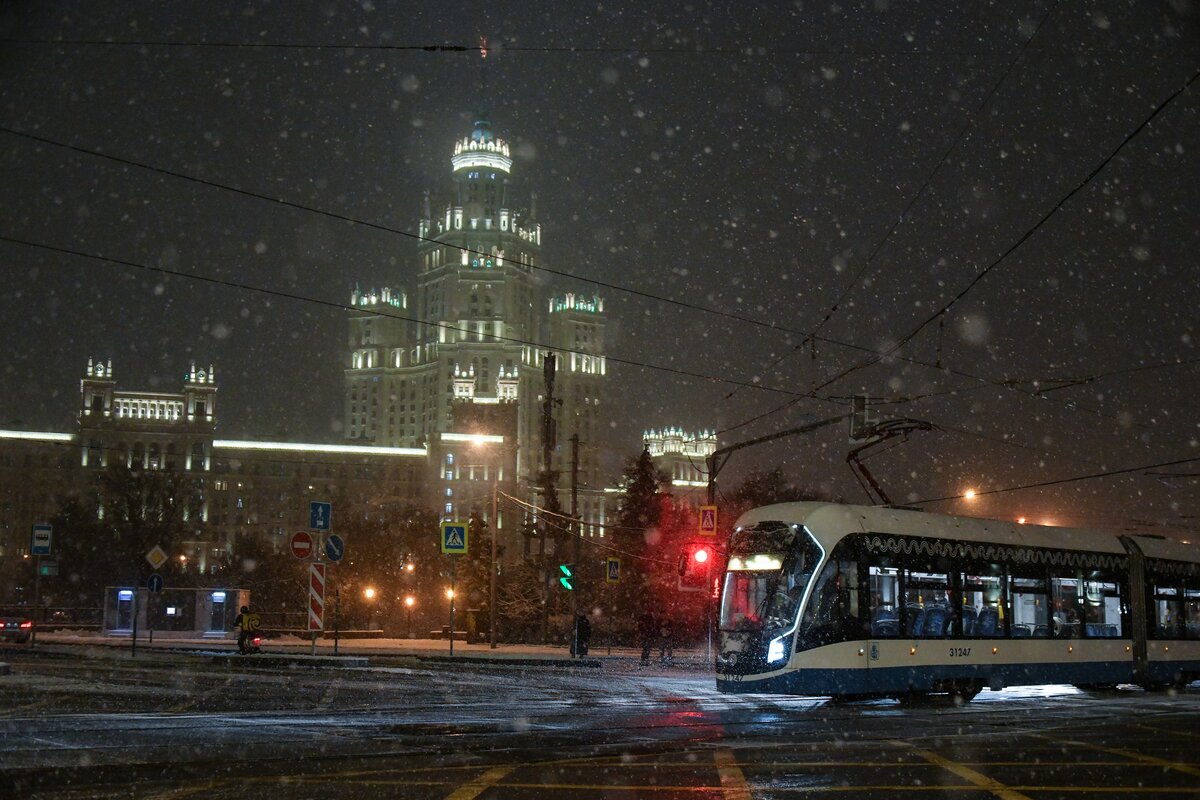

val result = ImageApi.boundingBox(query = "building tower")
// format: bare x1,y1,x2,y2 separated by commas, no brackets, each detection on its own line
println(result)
345,115,609,559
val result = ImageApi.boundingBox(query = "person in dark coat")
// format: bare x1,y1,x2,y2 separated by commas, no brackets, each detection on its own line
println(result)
574,614,592,657
658,615,674,664
638,611,655,664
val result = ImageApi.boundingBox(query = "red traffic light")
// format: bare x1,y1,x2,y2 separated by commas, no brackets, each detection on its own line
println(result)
693,547,710,564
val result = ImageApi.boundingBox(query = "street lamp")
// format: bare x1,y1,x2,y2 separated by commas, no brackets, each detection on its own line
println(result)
472,436,502,650
363,586,378,629
363,586,377,601
404,595,415,639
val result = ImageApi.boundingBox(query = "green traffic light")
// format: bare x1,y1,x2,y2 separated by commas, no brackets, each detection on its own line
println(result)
558,563,573,590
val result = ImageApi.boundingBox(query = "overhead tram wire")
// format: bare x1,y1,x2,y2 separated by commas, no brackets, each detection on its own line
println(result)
6,37,1192,58
725,0,1061,402
0,125,814,345
720,64,1200,438
0,234,806,400
911,454,1200,507
6,125,1196,446
498,491,689,565
4,111,1196,451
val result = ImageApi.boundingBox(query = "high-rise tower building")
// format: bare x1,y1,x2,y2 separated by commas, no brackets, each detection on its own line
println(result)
345,117,610,557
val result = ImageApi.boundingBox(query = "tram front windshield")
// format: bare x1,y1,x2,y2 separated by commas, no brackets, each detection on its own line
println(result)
720,522,823,639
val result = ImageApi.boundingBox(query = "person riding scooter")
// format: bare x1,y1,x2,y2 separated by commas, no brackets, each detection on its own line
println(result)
234,605,262,654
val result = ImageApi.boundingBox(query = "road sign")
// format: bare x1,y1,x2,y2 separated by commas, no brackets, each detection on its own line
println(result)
291,531,315,560
146,573,164,593
324,533,345,563
308,563,326,631
38,559,58,577
31,524,52,555
441,521,468,555
559,564,574,590
699,505,718,536
606,557,621,584
309,501,332,531
146,545,168,570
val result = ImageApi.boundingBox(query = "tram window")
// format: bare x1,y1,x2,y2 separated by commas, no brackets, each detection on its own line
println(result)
1184,588,1200,640
960,569,1003,637
868,565,900,637
802,559,860,641
1083,574,1123,638
1050,573,1083,638
1009,575,1049,637
1151,585,1184,639
902,570,950,638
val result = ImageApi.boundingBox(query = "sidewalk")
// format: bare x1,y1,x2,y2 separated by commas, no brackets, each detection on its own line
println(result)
20,630,714,673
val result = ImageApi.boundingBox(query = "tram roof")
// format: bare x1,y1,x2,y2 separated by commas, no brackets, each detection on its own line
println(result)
735,502,1137,556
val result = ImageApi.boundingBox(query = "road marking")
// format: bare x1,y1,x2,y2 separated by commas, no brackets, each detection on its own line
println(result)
445,766,515,799
895,742,1033,800
1031,733,1200,778
714,748,752,799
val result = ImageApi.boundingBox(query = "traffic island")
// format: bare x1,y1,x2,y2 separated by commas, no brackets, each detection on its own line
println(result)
209,652,369,668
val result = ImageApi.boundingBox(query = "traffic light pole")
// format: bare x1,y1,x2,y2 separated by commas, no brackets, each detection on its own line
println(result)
570,433,579,649
489,468,498,649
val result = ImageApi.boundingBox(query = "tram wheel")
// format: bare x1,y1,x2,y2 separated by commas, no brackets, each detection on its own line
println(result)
949,681,981,704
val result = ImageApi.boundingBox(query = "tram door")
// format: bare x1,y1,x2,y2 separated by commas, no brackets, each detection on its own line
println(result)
1119,537,1148,683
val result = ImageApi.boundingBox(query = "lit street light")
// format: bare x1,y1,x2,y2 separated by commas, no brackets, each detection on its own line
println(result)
404,595,415,639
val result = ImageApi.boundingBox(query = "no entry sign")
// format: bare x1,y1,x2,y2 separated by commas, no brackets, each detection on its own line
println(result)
291,531,314,560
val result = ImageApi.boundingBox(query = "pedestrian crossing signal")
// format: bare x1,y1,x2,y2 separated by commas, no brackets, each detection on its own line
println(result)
678,544,711,592
559,564,574,590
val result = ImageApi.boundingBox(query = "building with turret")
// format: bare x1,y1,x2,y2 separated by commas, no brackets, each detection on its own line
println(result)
644,427,718,506
344,117,610,559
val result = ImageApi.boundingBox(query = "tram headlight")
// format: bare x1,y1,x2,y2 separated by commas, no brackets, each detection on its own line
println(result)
767,635,787,664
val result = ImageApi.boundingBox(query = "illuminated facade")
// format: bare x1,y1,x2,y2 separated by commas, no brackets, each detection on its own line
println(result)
345,117,610,554
644,427,718,506
0,360,429,600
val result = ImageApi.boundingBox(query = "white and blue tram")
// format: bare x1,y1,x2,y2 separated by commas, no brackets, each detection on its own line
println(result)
715,503,1200,700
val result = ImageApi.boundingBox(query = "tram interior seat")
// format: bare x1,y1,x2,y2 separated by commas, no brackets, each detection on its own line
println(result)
961,607,978,636
1085,623,1119,638
871,607,898,636
1011,624,1032,637
906,606,925,636
922,606,948,637
1032,625,1051,638
977,607,999,636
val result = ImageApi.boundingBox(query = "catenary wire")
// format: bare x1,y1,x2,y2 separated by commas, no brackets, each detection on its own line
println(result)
911,454,1200,506
5,37,1195,58
722,65,1200,436
0,234,809,399
725,0,1060,401
5,124,1192,455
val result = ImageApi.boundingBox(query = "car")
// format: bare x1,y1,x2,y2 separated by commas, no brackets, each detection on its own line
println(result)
0,616,34,644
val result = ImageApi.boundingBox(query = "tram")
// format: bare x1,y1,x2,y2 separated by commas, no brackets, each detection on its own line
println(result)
715,502,1200,701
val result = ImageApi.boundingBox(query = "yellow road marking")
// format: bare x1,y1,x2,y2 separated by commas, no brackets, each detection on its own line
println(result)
714,748,752,799
445,766,515,800
1032,733,1200,779
896,742,1033,800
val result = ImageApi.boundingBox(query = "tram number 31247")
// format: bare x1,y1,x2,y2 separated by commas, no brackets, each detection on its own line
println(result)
949,647,972,658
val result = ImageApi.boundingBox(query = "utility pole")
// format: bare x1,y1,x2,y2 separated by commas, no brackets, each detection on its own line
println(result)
570,433,580,638
539,354,558,644
489,465,498,649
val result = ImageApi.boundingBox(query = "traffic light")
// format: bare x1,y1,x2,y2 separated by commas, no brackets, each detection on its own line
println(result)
678,543,712,592
558,563,574,590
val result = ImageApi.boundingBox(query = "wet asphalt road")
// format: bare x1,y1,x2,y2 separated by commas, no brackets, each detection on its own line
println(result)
1,649,1199,799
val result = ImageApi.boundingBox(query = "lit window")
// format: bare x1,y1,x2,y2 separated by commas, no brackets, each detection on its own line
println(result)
445,502,453,514
446,453,454,464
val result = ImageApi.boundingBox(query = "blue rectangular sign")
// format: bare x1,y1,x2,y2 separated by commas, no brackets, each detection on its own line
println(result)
31,524,52,556
309,501,332,531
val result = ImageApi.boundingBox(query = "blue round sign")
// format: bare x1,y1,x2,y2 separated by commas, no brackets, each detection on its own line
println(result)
146,573,164,593
324,534,345,563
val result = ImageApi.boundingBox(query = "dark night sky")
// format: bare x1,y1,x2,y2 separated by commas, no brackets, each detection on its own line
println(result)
1,1,1198,534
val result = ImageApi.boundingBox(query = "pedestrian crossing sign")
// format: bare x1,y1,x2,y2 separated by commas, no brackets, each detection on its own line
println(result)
699,505,718,536
606,557,621,584
441,521,468,554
